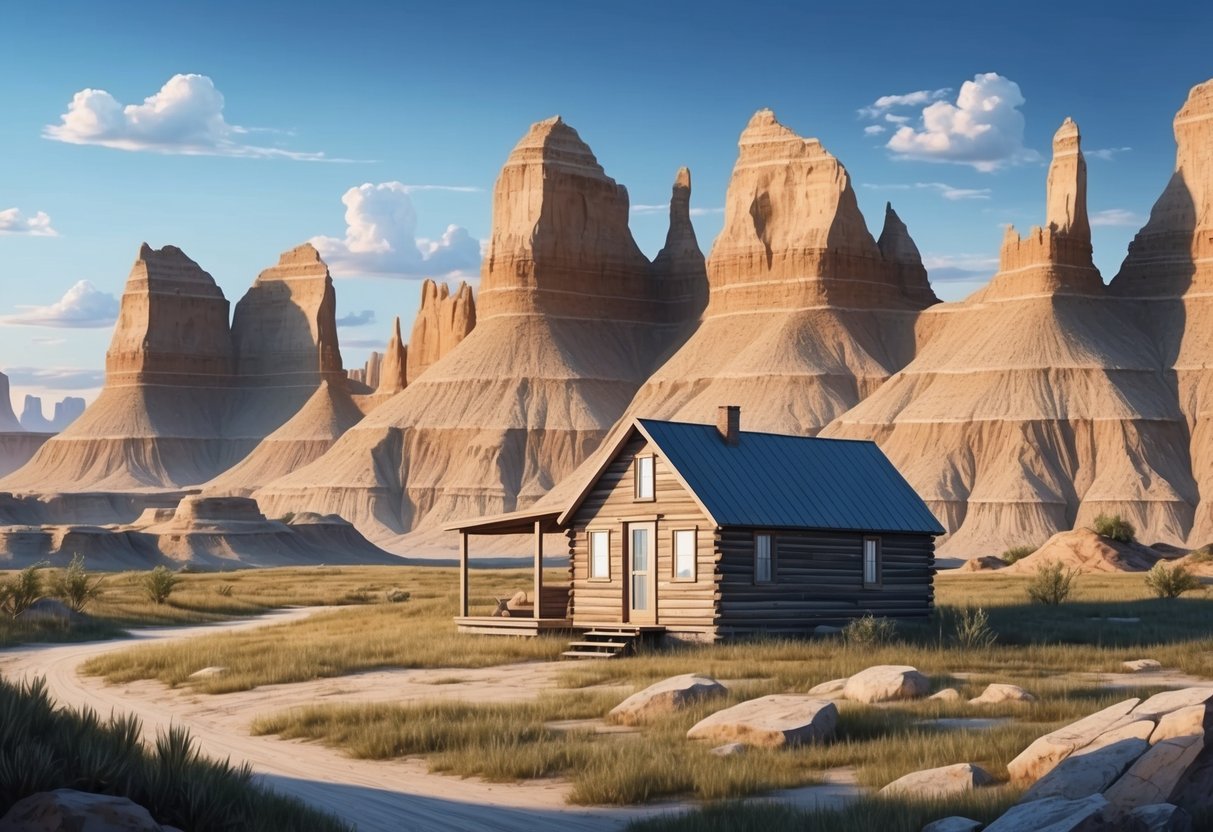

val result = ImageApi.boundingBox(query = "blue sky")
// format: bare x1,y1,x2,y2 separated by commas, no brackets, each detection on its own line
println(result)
1,1,1210,410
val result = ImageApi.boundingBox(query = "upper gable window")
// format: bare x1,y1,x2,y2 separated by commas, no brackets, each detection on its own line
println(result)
634,454,655,501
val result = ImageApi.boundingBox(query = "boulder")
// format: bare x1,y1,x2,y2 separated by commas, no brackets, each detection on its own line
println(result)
842,665,930,703
1150,704,1210,745
1132,688,1213,721
921,818,982,832
808,678,847,696
969,683,1036,705
930,688,961,702
879,763,993,799
1008,698,1141,784
0,789,164,831
1022,720,1154,801
1104,735,1204,810
983,794,1110,832
608,674,726,724
686,694,837,748
1124,659,1163,673
1124,804,1193,832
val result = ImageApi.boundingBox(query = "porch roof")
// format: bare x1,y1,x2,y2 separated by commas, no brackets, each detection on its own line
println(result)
444,509,563,536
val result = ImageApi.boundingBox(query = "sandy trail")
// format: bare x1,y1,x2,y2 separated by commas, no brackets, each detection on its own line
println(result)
0,609,855,831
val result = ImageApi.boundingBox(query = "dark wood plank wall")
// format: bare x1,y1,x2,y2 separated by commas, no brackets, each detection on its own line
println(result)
568,434,718,632
716,528,936,635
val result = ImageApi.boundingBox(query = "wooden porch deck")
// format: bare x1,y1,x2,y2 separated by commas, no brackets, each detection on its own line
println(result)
454,615,574,636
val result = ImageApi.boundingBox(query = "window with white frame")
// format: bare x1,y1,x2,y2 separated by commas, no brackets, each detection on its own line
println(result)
755,533,773,583
635,455,655,501
673,529,696,580
863,537,881,587
589,530,610,580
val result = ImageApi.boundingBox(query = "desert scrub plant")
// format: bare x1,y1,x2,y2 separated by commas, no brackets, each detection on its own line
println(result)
843,614,897,646
0,675,351,830
999,545,1035,565
385,589,410,603
48,554,104,613
1144,561,1203,599
1025,561,1078,605
950,606,997,650
0,563,46,618
1188,545,1213,564
141,566,180,605
1091,513,1136,543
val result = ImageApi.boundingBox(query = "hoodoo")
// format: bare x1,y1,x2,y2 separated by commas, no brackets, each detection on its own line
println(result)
1111,78,1213,543
825,118,1195,556
649,166,709,324
407,280,475,383
379,316,408,395
254,116,703,544
615,109,937,436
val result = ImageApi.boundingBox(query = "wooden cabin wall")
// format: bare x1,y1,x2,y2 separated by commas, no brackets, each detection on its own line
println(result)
568,434,718,633
716,528,935,635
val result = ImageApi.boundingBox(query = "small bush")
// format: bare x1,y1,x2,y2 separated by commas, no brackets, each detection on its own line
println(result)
48,555,104,613
385,589,410,603
952,606,997,650
1145,561,1202,599
0,564,46,618
1091,513,1136,543
843,614,897,646
1026,561,1079,605
141,566,180,605
215,584,235,598
1000,545,1035,565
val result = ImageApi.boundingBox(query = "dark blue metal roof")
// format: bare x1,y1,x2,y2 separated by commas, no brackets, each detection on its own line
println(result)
636,419,945,535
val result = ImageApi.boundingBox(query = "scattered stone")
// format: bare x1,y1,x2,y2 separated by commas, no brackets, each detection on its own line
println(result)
929,688,961,702
0,789,164,832
921,818,982,832
1022,720,1153,801
187,666,227,680
609,674,726,724
983,794,1110,832
1124,659,1163,673
709,742,747,757
969,683,1036,705
808,678,848,696
686,694,837,748
842,665,930,704
1008,697,1141,784
879,763,993,799
1124,803,1193,832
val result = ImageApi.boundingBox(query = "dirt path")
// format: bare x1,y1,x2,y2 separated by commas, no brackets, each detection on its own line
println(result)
0,609,855,831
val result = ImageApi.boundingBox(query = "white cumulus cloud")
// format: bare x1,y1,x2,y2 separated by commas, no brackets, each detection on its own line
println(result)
1,280,119,328
884,73,1040,172
312,182,482,278
1090,208,1145,228
864,125,887,136
858,88,950,119
0,208,57,236
44,73,338,161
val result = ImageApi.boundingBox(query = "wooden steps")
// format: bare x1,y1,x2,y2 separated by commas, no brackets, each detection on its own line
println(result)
561,627,659,660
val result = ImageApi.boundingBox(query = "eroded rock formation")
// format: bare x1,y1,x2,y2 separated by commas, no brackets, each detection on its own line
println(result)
0,374,20,432
378,317,408,395
824,118,1195,556
407,280,475,382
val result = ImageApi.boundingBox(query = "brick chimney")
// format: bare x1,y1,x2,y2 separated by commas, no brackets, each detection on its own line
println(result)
717,405,740,446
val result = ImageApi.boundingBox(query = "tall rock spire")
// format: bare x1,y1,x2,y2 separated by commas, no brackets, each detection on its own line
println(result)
378,316,408,395
1046,117,1090,240
406,280,475,382
877,202,934,306
650,166,707,322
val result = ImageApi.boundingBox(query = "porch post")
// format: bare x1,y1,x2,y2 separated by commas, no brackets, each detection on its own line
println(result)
533,520,544,619
459,531,469,617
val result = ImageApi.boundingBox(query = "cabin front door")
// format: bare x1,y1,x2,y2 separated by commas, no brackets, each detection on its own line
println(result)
626,521,657,624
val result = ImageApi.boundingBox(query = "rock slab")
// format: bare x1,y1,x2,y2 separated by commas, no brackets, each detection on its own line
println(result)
609,674,726,724
686,694,837,748
0,789,164,832
842,665,929,703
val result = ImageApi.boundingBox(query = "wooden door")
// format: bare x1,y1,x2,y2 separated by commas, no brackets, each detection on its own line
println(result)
627,522,657,624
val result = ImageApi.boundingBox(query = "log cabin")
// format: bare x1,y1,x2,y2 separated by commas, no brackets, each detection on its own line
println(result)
448,406,945,652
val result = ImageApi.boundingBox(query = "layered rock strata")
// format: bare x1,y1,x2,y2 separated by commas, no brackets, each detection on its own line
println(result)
407,280,475,382
256,116,703,541
825,118,1195,556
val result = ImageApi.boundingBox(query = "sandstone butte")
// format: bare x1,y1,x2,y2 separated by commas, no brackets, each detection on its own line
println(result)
823,116,1196,557
0,243,349,493
0,372,52,479
19,395,85,433
1110,79,1213,546
253,115,706,544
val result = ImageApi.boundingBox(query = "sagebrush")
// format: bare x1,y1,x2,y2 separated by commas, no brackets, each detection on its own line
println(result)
1091,513,1135,543
49,555,104,613
1026,561,1078,605
141,567,180,605
1144,562,1202,599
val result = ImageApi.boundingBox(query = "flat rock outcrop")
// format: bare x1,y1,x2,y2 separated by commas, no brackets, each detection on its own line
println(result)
1005,529,1163,574
824,118,1195,557
879,763,993,799
841,665,929,703
254,116,701,543
1110,80,1213,546
407,279,475,382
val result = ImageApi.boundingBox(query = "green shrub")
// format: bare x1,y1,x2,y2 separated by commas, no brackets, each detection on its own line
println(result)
48,555,104,613
1091,513,1136,543
1000,545,1035,564
141,567,180,605
951,606,997,650
0,564,46,618
843,614,897,646
1145,561,1203,599
1026,561,1078,605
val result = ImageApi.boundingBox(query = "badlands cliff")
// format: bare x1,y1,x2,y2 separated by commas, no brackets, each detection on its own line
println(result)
19,395,85,433
824,118,1196,556
616,109,938,436
255,116,705,541
407,279,476,382
0,373,21,433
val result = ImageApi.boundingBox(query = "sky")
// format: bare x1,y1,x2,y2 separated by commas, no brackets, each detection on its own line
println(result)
1,0,1210,412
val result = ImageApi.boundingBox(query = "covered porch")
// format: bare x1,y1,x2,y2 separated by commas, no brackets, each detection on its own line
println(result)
446,509,572,636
